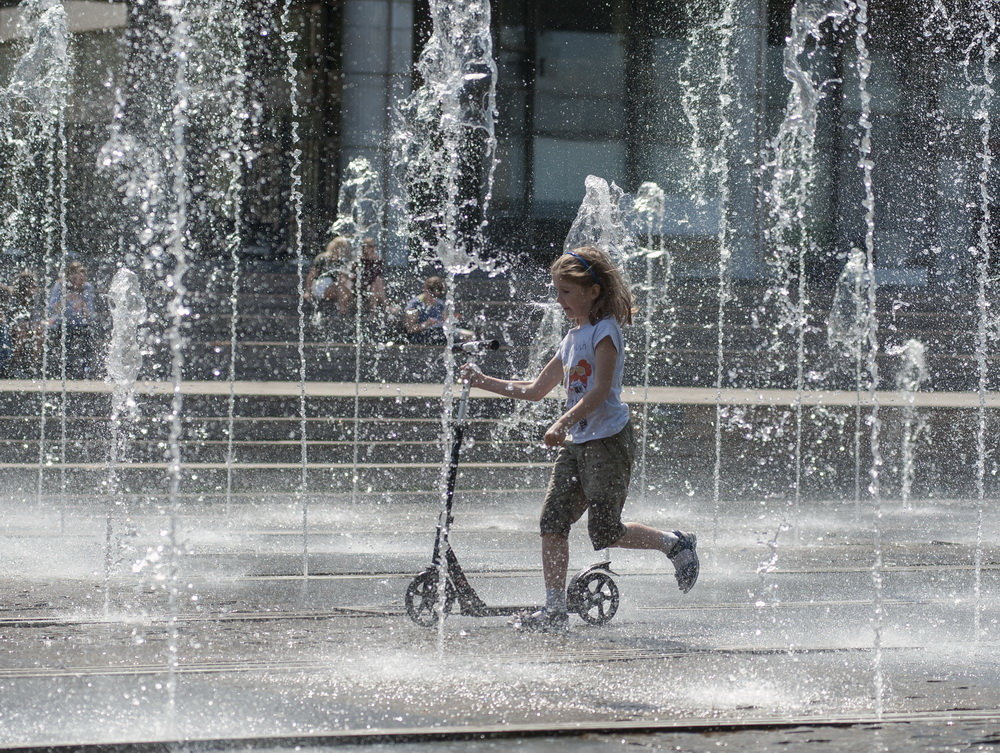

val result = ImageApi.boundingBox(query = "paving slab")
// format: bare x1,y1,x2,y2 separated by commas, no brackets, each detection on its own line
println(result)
1,490,999,750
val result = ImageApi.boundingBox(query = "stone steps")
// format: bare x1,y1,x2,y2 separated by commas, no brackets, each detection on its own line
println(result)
0,416,521,443
19,260,998,390
2,463,557,496
14,328,1000,388
1,438,558,465
3,390,993,499
175,342,996,391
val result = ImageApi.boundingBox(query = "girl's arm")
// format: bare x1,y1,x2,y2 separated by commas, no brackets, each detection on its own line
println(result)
543,335,616,447
463,355,563,402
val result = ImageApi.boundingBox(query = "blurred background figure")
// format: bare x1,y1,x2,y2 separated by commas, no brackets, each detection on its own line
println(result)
47,260,98,379
10,270,45,378
306,236,394,341
404,275,474,344
0,285,13,378
352,236,387,313
348,236,392,338
404,275,446,344
305,236,352,337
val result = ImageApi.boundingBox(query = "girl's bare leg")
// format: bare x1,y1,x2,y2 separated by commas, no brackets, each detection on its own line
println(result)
613,523,699,594
513,533,570,631
541,533,569,594
613,522,675,553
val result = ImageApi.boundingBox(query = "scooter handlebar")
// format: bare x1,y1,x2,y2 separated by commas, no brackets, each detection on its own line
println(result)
452,339,502,355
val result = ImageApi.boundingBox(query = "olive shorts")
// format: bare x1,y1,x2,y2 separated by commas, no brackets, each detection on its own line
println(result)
539,421,636,550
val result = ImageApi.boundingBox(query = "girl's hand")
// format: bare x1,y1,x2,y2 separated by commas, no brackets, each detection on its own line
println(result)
543,420,567,447
459,362,482,386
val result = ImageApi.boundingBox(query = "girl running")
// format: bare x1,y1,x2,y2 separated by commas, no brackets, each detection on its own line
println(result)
460,245,699,632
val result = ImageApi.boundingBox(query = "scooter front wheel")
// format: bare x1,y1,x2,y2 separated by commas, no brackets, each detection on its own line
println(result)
404,569,456,627
569,570,619,625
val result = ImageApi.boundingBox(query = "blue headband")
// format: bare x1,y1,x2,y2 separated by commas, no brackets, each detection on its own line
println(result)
563,251,600,284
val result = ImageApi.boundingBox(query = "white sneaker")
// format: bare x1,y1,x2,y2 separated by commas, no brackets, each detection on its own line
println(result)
511,608,569,634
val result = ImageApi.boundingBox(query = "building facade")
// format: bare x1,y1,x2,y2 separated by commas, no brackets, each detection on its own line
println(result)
0,0,995,286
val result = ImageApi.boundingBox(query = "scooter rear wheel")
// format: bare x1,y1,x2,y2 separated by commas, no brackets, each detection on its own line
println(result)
570,570,619,625
404,569,456,627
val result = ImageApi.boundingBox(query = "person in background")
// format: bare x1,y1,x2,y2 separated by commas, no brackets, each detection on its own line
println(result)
305,236,353,318
352,236,387,313
9,270,45,378
404,276,475,344
0,285,14,377
346,236,393,337
47,260,98,379
404,276,446,344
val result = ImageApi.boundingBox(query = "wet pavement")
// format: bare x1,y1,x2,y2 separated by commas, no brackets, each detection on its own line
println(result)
1,490,999,750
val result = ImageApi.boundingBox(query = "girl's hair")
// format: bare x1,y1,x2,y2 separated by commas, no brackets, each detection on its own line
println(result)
550,245,633,326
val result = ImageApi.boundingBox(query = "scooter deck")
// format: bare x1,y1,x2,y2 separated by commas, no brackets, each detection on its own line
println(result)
457,603,539,618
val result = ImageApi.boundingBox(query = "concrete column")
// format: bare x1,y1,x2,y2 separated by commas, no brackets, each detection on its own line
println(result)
341,0,413,263
725,0,768,280
341,0,413,169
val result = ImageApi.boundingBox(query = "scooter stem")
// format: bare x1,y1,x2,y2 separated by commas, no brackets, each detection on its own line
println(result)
432,372,473,562
455,373,472,423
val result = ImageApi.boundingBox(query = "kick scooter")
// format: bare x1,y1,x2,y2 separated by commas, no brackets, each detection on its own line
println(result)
404,340,620,627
